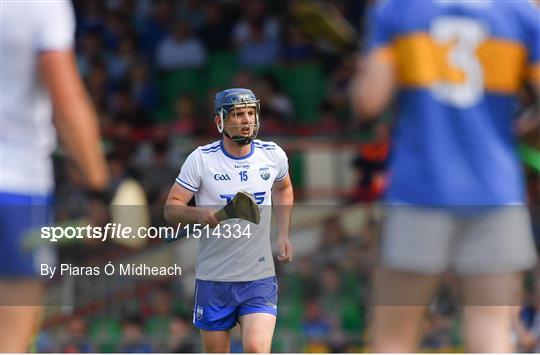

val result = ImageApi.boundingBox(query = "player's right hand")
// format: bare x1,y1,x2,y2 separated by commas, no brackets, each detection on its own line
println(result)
199,209,220,228
277,236,293,263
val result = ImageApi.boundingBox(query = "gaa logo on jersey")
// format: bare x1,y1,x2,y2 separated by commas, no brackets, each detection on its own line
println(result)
196,305,204,320
214,173,231,181
259,167,270,181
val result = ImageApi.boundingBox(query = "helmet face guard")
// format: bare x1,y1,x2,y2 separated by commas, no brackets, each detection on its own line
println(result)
215,89,260,145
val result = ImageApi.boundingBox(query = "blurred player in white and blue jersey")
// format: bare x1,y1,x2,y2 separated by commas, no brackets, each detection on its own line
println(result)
0,1,109,351
165,88,294,352
352,0,540,351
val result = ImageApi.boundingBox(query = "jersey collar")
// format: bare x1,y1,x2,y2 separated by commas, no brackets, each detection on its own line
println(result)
220,140,255,160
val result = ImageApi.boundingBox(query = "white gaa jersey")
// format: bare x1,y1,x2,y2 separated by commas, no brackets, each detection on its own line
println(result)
1,1,75,195
175,139,289,282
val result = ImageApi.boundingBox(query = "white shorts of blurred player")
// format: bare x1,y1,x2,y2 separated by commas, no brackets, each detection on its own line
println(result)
372,205,538,352
380,205,537,276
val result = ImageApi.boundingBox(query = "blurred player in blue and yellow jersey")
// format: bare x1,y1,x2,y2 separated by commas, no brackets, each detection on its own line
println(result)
352,0,540,352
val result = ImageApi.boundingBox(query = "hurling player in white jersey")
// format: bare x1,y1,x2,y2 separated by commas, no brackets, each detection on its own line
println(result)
0,1,109,351
165,88,294,352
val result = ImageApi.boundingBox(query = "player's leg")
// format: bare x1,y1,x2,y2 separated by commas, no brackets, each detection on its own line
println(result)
239,313,276,352
370,268,440,352
193,279,238,352
460,273,522,352
237,276,278,352
0,282,43,352
0,194,52,352
200,330,231,353
454,206,537,352
371,206,454,351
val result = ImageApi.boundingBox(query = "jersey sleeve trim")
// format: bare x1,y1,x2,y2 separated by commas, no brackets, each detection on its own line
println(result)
175,177,199,192
275,172,288,182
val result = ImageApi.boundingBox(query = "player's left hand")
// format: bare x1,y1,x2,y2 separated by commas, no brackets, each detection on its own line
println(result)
277,236,293,263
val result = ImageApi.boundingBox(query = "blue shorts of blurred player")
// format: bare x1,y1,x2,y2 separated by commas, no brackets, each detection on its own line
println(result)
0,192,55,276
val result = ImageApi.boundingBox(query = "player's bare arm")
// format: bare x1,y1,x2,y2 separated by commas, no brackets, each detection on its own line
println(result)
39,50,109,191
350,51,396,120
164,183,220,227
272,174,294,263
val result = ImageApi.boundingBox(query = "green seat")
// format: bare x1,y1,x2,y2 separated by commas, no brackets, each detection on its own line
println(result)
88,317,122,353
289,152,305,195
156,69,206,121
205,51,238,90
172,298,191,318
145,315,173,345
272,64,327,123
278,297,303,330
341,301,365,332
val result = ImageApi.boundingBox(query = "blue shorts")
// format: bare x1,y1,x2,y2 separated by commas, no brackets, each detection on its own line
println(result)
0,192,55,276
193,276,278,331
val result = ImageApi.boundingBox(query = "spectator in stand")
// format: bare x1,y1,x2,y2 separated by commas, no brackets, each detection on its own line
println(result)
233,0,280,68
129,60,158,113
252,74,295,135
315,102,342,136
319,264,345,312
144,288,174,349
137,0,173,55
102,11,133,51
108,86,139,120
176,0,205,30
74,0,105,35
138,130,177,207
281,24,316,63
85,61,110,113
302,299,332,352
313,217,351,266
355,215,380,279
232,70,255,89
35,331,57,353
198,2,233,52
104,0,134,15
168,315,195,352
155,22,206,70
170,95,199,135
236,21,280,68
76,31,104,77
327,55,356,116
109,79,151,130
350,122,389,203
289,255,320,300
60,316,94,353
120,316,153,353
256,74,295,123
106,35,138,81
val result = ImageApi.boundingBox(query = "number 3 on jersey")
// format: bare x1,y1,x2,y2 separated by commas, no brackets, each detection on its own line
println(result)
239,170,248,182
429,17,488,108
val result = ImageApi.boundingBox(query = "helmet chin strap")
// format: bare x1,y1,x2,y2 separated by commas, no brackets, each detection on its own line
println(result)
223,130,252,145
222,123,256,145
